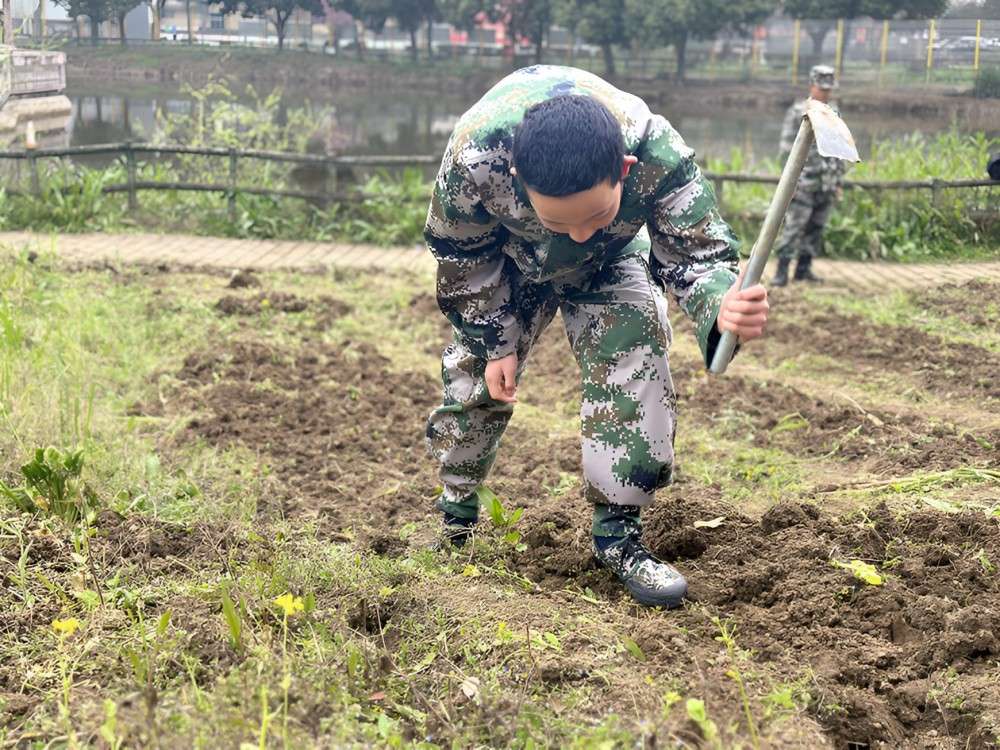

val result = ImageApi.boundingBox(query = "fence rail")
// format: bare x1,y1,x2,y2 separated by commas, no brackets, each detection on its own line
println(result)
0,142,997,212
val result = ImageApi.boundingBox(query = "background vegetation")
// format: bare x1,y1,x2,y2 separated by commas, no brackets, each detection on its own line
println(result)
1,82,996,261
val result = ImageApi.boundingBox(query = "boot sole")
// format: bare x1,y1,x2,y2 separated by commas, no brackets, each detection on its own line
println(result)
625,581,687,609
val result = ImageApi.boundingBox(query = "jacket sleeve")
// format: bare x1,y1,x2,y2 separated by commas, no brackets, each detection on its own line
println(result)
424,147,521,361
641,117,741,367
778,102,801,162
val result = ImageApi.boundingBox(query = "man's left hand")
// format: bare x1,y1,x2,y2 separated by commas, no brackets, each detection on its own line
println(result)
717,271,769,343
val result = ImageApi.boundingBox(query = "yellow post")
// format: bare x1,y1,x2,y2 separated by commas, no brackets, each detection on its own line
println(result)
974,19,982,72
926,18,935,84
835,18,845,78
879,19,889,85
791,19,801,84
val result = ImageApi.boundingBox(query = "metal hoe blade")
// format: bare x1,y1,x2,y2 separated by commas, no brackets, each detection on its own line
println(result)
806,99,860,163
708,99,860,375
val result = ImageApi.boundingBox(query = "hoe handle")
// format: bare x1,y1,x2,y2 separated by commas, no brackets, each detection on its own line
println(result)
709,116,816,375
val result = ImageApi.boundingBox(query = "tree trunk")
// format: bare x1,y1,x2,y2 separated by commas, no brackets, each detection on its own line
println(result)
354,19,365,60
91,16,100,45
409,27,417,61
427,16,433,61
601,43,615,76
2,0,12,45
674,33,688,82
808,23,830,58
118,12,127,44
185,0,193,44
277,13,286,51
534,21,544,64
153,0,162,41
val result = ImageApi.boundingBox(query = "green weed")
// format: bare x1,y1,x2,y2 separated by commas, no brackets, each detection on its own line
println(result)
0,447,98,525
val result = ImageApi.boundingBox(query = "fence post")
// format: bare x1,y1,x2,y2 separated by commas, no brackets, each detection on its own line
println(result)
125,140,138,211
791,19,800,85
835,19,845,79
228,147,238,222
28,154,40,195
925,19,935,85
974,19,981,73
26,121,40,195
930,178,941,209
879,20,889,87
712,177,725,211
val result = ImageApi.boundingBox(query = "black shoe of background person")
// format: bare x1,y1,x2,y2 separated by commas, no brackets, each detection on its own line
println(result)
772,257,791,287
794,255,823,283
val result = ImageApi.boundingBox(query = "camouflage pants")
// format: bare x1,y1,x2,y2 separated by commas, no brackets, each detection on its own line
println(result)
775,189,836,260
427,246,677,519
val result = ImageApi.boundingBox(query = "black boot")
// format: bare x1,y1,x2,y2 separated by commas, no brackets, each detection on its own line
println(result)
593,533,688,608
794,254,823,283
772,257,791,287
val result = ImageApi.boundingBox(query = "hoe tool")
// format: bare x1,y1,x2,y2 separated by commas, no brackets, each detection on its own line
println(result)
709,99,861,375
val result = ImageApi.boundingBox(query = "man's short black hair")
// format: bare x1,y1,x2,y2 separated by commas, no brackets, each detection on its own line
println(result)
512,95,625,197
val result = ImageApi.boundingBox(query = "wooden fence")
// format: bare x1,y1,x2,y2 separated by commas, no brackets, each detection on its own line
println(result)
0,142,997,218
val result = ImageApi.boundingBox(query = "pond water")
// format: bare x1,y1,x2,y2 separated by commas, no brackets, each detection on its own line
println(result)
64,82,994,171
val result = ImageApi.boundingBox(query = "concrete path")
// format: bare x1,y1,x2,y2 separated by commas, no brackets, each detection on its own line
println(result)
2,231,999,291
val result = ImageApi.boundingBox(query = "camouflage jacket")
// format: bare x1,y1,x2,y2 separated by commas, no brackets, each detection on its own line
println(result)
425,65,741,366
779,99,847,194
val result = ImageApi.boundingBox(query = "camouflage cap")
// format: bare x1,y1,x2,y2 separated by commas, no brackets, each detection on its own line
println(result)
809,64,837,90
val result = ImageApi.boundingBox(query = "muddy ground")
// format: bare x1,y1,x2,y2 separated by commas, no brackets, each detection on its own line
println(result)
121,276,1000,749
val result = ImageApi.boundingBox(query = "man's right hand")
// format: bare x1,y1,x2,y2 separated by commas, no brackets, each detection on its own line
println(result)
485,353,518,403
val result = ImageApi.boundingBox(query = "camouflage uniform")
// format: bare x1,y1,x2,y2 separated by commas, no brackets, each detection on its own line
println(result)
424,66,740,527
774,99,846,263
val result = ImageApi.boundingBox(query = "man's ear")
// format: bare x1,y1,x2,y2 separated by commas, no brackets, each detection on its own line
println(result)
621,155,638,180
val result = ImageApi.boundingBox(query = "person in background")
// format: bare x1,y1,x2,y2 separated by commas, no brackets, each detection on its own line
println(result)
772,64,847,287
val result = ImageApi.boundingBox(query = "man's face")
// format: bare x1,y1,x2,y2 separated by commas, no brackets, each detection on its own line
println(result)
810,83,833,103
523,156,637,245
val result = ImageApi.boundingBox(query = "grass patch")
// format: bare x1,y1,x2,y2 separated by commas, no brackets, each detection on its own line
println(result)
801,288,1000,353
5,248,999,748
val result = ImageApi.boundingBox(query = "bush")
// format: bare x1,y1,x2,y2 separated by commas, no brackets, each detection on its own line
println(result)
974,66,1000,99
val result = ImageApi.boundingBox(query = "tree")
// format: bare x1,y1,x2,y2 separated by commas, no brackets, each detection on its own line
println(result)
55,0,113,44
438,0,480,31
220,0,324,50
152,0,168,40
555,0,626,74
784,0,949,57
487,0,554,63
110,0,142,43
388,0,435,61
625,0,775,81
947,0,1000,19
2,0,12,44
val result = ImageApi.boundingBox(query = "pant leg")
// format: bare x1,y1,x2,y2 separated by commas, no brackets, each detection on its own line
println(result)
775,191,815,260
800,191,835,259
560,250,677,509
427,276,561,519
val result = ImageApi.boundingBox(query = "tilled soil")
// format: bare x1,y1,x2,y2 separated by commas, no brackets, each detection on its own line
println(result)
153,284,1000,749
756,292,1000,410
